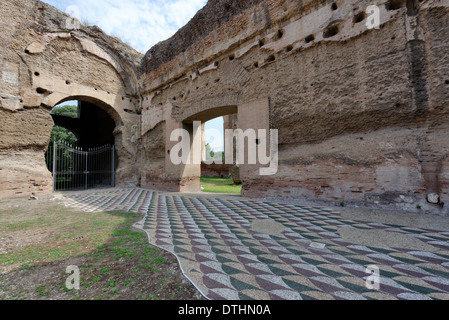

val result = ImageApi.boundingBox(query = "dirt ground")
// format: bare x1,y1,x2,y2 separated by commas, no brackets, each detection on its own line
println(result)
0,197,204,300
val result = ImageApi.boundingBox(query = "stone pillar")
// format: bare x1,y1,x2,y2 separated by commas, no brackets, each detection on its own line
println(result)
237,97,271,181
165,118,201,193
223,114,241,185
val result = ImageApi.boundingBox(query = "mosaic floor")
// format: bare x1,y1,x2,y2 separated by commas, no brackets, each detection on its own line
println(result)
61,188,449,300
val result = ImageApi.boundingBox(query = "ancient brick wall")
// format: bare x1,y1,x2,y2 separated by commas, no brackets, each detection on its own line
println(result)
0,0,143,198
138,0,449,215
2,0,449,216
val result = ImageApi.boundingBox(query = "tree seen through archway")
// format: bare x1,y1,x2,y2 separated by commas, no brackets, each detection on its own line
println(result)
44,100,116,191
49,103,78,146
45,103,79,173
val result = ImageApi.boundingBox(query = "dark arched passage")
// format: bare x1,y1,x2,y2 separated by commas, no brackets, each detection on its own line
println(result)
51,98,118,150
46,98,119,191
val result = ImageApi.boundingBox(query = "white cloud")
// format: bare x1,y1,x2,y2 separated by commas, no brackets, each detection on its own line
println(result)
42,0,207,53
205,117,224,152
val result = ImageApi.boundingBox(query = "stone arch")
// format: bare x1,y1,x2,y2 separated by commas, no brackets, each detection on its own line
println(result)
166,102,241,193
49,94,123,127
44,95,122,190
183,105,238,124
175,93,242,123
47,94,125,155
25,33,139,95
161,97,271,194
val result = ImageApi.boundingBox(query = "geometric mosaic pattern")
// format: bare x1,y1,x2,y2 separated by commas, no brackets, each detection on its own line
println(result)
60,188,449,300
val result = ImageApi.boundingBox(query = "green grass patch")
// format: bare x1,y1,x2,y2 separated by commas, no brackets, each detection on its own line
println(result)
35,285,51,297
200,177,242,194
0,199,201,300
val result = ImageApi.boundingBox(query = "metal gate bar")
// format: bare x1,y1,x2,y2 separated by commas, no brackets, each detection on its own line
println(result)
47,142,115,192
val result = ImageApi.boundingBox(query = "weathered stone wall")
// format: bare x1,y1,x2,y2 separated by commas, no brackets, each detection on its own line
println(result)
201,163,231,178
0,0,143,199
2,0,449,216
138,0,449,215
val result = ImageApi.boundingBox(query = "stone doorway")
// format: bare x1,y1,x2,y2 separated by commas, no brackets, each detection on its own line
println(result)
44,98,119,191
179,105,240,193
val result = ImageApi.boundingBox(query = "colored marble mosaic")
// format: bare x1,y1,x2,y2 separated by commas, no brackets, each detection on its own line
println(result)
60,188,449,300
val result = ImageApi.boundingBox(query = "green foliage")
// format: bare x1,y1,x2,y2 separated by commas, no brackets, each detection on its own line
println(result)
51,105,78,118
205,143,214,159
205,143,224,162
49,105,78,145
200,177,242,194
50,126,78,145
45,105,79,172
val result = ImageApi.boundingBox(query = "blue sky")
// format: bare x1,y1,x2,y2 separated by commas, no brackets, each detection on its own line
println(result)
42,0,207,54
44,0,224,151
205,118,224,152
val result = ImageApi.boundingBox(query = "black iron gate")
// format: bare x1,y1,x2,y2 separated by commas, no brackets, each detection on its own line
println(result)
45,142,115,191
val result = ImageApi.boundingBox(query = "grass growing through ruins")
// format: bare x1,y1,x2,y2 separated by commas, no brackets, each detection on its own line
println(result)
201,177,242,194
0,198,200,300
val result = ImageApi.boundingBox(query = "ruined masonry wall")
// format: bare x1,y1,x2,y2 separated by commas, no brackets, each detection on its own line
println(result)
0,0,143,199
1,0,449,216
138,0,449,215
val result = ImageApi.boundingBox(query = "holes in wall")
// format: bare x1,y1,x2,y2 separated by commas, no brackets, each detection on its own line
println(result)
445,80,449,85
305,34,315,43
254,62,259,68
386,0,406,10
229,54,235,61
214,61,219,67
276,29,284,40
265,55,276,63
34,72,40,77
331,2,338,10
65,80,71,85
353,11,366,24
259,39,265,48
286,45,294,52
323,25,339,38
36,87,48,94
